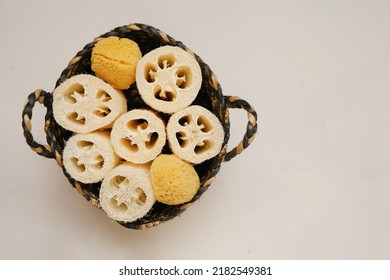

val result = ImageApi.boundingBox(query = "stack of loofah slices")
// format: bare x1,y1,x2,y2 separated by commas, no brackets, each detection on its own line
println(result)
22,24,258,229
53,38,225,224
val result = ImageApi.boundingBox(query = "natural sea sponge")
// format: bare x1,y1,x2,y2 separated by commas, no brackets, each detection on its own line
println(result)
53,74,127,134
91,36,142,89
136,46,202,114
150,154,200,205
99,162,156,223
63,131,120,184
166,105,224,164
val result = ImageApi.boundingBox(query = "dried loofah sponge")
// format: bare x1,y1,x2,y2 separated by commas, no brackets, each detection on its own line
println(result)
136,46,202,114
53,74,127,134
150,154,200,205
63,131,120,184
166,105,224,164
110,109,166,164
91,36,142,89
99,162,156,223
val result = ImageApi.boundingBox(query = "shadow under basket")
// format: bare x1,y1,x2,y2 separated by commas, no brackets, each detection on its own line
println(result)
22,23,258,230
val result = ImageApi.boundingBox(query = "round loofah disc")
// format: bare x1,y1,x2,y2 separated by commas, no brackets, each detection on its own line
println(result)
110,109,166,164
166,105,224,164
99,162,156,223
135,46,202,114
63,131,120,184
53,74,127,134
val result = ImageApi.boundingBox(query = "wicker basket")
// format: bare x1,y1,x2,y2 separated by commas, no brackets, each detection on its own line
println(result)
22,23,258,229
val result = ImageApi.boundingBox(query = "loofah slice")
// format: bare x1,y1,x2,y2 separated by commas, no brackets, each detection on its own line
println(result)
53,74,127,134
167,105,224,164
110,109,166,164
99,162,156,223
63,131,120,184
91,36,142,90
150,154,200,205
135,46,202,114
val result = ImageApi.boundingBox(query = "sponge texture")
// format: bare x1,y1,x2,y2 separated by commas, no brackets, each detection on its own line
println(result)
150,154,200,205
91,36,142,89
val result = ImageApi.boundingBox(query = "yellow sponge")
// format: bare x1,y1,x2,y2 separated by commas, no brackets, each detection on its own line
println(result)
150,154,200,205
91,36,142,89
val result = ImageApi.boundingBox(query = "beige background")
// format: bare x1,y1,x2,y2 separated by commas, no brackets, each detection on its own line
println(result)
1,0,390,259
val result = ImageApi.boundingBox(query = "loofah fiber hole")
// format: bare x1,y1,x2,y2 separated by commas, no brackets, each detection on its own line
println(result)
144,63,157,83
67,112,86,125
194,140,214,155
111,175,128,188
93,154,104,170
176,131,189,148
134,187,147,206
127,119,148,131
70,157,86,172
120,138,139,152
154,87,176,102
109,197,128,212
145,132,158,148
158,54,176,69
175,66,192,89
93,106,111,118
197,115,213,133
179,115,193,126
77,140,94,150
64,83,85,104
96,89,112,102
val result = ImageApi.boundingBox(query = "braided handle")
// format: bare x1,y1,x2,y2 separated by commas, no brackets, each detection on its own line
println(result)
223,96,258,162
22,89,54,158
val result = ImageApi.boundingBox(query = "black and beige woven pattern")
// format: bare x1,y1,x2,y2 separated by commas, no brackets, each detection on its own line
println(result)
22,23,258,229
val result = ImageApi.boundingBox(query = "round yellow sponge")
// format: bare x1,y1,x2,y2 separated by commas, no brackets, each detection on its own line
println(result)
91,36,142,89
150,154,200,205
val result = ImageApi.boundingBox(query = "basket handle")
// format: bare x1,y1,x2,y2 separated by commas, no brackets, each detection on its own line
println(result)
223,96,258,162
22,89,55,158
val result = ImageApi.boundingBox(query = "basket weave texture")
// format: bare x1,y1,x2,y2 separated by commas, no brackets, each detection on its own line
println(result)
22,23,258,229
